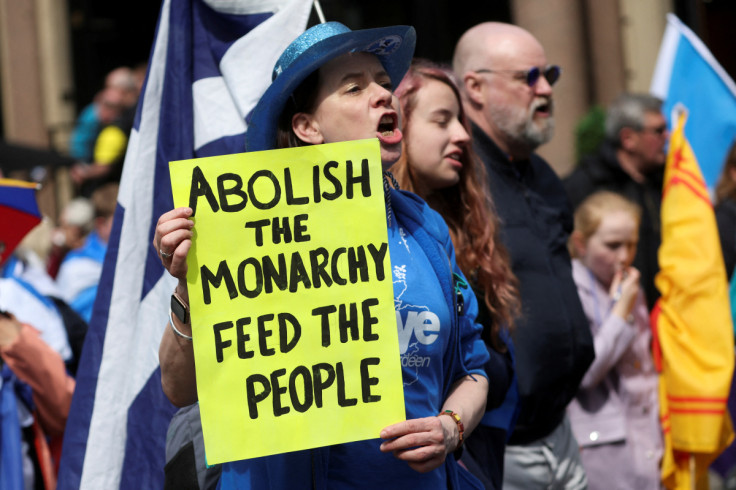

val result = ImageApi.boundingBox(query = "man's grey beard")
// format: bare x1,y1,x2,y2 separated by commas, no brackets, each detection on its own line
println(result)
491,98,555,152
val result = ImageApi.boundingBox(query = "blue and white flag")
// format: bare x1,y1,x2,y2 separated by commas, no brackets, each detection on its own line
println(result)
651,13,736,190
57,1,312,488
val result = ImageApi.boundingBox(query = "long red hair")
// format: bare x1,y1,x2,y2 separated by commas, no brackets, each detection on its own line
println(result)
390,59,520,351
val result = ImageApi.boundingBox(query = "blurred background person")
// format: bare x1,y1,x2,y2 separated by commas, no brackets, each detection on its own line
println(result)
0,179,77,489
104,66,139,111
67,85,127,165
46,197,95,279
68,66,140,196
1,186,88,377
131,62,148,100
567,191,661,490
55,183,118,322
564,93,669,310
4,218,59,299
712,141,736,485
0,309,76,490
391,59,520,489
715,140,736,281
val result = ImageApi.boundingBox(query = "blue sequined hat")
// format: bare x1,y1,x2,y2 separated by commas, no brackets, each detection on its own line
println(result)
246,22,416,152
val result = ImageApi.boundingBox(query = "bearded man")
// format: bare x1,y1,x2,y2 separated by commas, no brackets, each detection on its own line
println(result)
453,22,594,490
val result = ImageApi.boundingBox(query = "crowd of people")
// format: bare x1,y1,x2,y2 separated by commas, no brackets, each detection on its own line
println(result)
1,15,735,490
0,64,140,488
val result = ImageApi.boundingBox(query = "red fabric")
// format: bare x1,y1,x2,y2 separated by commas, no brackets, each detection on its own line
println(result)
0,324,75,489
0,324,75,435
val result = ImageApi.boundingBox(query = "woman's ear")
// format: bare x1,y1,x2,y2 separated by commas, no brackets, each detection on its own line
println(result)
570,230,587,258
292,112,324,145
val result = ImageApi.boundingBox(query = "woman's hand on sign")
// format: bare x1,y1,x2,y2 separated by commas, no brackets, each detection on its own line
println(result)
154,207,194,283
378,415,457,473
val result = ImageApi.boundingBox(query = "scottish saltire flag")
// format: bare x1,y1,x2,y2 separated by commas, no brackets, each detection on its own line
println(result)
652,111,734,489
651,13,736,191
57,0,312,488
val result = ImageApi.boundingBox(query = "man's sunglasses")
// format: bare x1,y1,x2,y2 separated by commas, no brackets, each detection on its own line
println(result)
474,65,562,87
640,124,668,136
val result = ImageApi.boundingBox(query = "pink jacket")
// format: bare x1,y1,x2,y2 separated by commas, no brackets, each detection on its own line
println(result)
567,260,662,489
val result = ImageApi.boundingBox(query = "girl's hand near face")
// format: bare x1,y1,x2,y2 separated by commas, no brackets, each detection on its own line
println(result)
610,266,640,321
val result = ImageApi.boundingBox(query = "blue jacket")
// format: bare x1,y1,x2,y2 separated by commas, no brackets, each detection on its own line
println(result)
218,188,487,489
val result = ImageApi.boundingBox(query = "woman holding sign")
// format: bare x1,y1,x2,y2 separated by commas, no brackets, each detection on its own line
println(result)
155,22,489,489
390,60,520,489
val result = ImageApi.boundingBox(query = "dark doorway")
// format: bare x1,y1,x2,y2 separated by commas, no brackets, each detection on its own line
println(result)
68,0,162,112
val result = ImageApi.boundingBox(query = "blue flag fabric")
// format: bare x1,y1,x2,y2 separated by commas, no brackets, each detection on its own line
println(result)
0,368,24,490
650,13,736,190
57,1,311,488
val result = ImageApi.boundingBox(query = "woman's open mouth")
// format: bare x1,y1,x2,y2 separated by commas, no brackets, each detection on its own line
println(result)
445,151,463,169
376,113,402,145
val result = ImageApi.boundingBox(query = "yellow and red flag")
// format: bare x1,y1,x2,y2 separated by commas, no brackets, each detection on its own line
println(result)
652,110,735,489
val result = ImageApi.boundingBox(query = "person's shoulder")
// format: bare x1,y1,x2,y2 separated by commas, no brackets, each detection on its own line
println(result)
77,103,99,123
564,155,595,185
392,189,450,242
393,188,424,206
574,145,623,182
570,259,590,289
562,147,623,208
716,197,736,216
563,159,596,209
59,236,106,267
529,152,560,178
528,152,568,195
393,189,444,221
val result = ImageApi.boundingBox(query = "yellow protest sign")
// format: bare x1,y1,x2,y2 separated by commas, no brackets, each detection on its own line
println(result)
169,139,405,464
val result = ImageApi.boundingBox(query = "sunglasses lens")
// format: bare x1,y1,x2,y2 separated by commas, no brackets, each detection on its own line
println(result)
652,126,667,135
545,66,561,86
526,67,541,86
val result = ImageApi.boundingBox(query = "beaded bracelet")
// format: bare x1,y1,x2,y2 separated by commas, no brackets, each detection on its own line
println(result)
169,308,193,341
438,409,464,448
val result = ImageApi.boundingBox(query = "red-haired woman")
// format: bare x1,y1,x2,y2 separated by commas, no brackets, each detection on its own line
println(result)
390,59,520,489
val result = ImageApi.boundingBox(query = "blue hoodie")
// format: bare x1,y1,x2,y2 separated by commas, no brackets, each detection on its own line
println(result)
217,189,489,489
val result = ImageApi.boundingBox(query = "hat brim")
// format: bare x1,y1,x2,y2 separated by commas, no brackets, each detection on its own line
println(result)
246,25,416,152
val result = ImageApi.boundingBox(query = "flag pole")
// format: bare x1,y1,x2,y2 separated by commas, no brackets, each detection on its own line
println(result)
690,454,696,489
312,0,326,23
